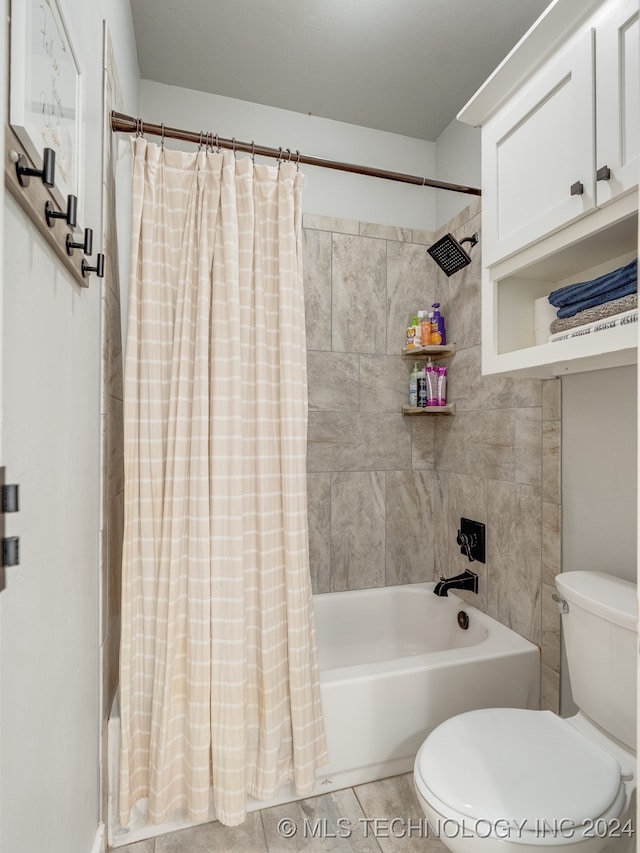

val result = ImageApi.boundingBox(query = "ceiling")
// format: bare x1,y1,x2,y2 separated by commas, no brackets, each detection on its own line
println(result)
129,0,553,142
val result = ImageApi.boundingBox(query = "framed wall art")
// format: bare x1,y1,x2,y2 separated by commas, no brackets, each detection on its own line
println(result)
9,0,83,208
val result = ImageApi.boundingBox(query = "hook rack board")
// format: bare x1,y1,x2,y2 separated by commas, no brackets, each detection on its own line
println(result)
4,125,88,288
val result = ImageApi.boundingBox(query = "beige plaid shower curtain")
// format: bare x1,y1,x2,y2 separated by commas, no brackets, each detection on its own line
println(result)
118,137,327,827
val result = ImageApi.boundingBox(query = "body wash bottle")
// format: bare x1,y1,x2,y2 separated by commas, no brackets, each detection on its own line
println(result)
430,303,446,345
409,363,419,407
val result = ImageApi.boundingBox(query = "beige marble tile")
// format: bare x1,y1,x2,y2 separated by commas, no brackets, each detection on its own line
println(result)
332,234,387,354
116,840,156,853
410,418,435,470
542,501,562,586
541,664,560,713
303,229,332,352
541,582,561,672
307,474,331,594
107,394,125,498
331,472,386,590
445,345,513,411
262,787,378,853
542,420,561,505
307,413,411,472
307,351,359,411
303,213,360,235
104,284,124,402
410,228,434,246
515,408,542,486
359,356,408,412
385,471,435,585
433,473,449,582
487,481,542,645
354,773,449,852
542,378,561,420
386,241,435,357
434,409,515,482
360,222,413,242
105,490,124,713
512,377,543,408
433,199,482,241
155,812,267,852
441,472,489,612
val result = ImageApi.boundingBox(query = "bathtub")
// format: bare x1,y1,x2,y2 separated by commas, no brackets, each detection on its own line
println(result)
312,582,540,791
109,581,540,846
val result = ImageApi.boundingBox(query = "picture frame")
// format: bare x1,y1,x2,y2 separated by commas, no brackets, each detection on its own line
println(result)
9,0,84,209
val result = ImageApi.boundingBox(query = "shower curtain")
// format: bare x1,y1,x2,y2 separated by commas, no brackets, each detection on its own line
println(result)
118,137,327,827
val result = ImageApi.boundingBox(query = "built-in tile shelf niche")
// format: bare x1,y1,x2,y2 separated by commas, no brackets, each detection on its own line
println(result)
489,210,638,378
402,344,456,415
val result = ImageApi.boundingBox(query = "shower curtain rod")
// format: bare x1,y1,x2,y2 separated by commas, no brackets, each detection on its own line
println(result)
110,111,481,196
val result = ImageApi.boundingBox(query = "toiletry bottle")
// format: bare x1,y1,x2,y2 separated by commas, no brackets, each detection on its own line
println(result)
406,314,421,348
409,363,419,407
420,311,431,346
425,358,438,406
436,366,448,406
430,303,446,345
417,363,427,408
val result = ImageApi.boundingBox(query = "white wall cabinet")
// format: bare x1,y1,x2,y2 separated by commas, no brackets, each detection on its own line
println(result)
459,0,639,378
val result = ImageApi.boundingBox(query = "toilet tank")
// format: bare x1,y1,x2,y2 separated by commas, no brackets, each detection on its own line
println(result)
556,571,637,750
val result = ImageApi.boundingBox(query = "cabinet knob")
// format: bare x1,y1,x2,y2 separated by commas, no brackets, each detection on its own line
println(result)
570,181,584,196
596,165,611,181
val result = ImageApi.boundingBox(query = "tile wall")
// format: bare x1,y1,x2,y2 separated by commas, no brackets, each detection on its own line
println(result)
303,200,562,710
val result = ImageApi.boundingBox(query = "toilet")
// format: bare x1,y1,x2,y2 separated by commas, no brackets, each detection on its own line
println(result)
413,571,637,853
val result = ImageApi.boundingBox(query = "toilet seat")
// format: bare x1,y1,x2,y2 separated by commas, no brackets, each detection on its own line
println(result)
414,708,626,837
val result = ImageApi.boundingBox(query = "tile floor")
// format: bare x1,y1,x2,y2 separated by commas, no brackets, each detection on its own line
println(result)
114,773,449,852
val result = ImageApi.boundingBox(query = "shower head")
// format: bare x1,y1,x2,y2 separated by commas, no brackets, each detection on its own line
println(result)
427,232,479,277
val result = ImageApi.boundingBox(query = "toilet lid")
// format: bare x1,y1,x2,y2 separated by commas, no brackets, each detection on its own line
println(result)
415,709,623,827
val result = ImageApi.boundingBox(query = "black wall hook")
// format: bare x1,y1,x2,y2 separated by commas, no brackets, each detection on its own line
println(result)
82,253,104,279
45,194,77,229
16,147,56,188
66,228,93,257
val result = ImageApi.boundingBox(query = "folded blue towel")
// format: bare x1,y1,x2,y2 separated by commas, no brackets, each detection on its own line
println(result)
556,278,638,318
548,258,637,308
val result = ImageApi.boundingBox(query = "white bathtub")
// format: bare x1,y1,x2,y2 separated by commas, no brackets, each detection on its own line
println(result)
109,581,540,846
312,582,540,791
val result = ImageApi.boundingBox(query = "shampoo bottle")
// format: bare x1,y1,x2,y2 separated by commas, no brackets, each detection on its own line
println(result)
430,303,446,345
408,363,419,407
417,364,427,408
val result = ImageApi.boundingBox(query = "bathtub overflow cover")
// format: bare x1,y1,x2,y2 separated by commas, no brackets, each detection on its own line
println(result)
457,610,469,630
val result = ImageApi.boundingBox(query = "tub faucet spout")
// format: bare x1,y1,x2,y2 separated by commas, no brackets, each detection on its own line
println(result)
433,569,478,597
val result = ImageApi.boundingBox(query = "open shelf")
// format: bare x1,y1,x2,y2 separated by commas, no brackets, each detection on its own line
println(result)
486,205,638,377
402,344,456,360
402,404,456,416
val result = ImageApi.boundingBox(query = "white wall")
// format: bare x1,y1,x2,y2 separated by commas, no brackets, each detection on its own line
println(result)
0,4,139,853
140,80,437,231
434,118,481,228
561,366,637,583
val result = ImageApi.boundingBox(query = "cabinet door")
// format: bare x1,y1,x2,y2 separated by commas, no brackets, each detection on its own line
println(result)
595,0,639,204
482,30,596,267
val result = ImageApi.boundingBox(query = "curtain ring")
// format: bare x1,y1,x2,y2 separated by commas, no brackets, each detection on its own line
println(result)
286,147,292,162
160,123,165,148
295,150,301,171
251,141,255,163
198,131,204,151
232,137,237,158
206,132,212,153
215,134,220,153
134,118,142,137
140,120,145,137
277,147,283,170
